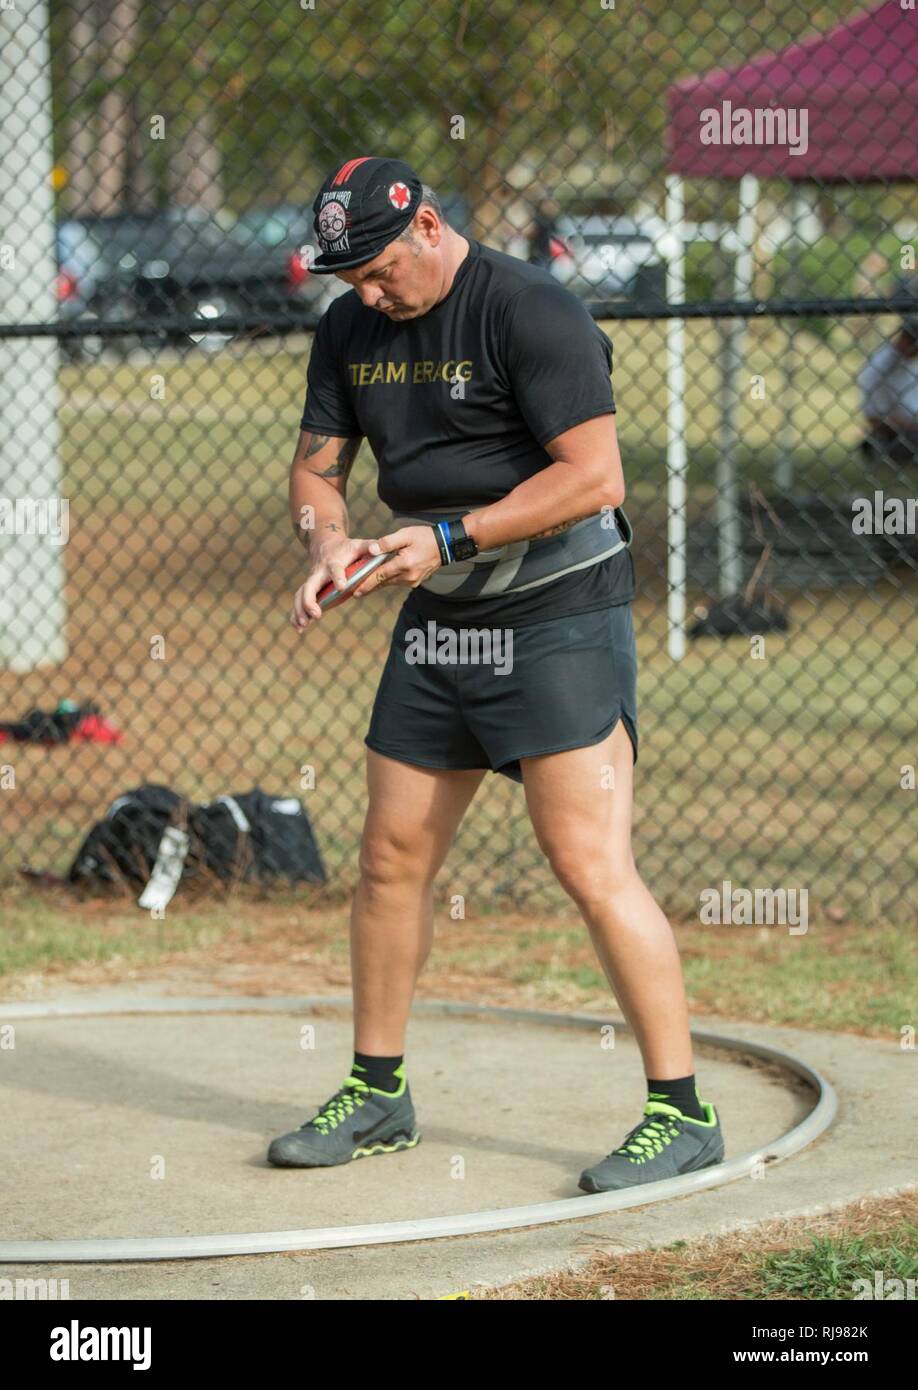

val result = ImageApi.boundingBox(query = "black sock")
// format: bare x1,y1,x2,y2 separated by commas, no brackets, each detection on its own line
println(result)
351,1051,404,1094
646,1074,706,1122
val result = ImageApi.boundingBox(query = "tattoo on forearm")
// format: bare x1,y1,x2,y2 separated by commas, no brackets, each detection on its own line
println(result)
529,512,592,540
290,516,348,554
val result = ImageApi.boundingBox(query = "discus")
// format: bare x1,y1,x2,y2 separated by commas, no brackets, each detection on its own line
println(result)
316,551,392,612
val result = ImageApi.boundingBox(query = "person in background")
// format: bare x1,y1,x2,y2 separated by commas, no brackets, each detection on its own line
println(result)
528,196,561,268
858,311,918,468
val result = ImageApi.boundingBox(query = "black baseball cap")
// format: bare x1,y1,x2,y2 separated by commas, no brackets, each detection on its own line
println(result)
309,156,424,274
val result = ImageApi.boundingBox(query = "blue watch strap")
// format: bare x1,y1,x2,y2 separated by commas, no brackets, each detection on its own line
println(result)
435,520,454,563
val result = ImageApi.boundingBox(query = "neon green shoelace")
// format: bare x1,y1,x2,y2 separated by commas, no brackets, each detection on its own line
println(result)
615,1115,682,1161
308,1078,369,1133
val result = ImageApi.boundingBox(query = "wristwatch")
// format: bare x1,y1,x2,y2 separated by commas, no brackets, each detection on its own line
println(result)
447,517,479,562
431,517,479,565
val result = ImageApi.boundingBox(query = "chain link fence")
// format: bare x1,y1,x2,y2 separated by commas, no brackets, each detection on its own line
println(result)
1,0,916,923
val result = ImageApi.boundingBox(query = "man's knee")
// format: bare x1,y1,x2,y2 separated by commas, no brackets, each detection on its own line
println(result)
358,828,428,891
545,844,638,908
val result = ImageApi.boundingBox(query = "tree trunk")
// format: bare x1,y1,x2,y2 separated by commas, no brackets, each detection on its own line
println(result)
127,86,158,209
93,0,139,214
169,101,222,210
64,0,98,216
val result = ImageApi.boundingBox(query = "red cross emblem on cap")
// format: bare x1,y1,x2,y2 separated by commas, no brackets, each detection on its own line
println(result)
388,181,411,210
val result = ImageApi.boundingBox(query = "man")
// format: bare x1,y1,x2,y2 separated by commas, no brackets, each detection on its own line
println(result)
270,156,724,1193
858,312,918,468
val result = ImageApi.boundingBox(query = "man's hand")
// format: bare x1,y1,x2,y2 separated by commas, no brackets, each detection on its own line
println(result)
350,525,443,598
289,535,379,632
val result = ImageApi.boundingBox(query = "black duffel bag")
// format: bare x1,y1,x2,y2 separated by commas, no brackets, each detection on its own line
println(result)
189,789,327,886
67,783,326,894
67,784,183,889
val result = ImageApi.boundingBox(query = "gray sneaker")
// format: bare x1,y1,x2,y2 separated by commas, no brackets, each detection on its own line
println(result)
267,1067,420,1168
578,1099,724,1193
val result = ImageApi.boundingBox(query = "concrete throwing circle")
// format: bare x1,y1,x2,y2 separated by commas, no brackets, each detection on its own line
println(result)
0,996,837,1263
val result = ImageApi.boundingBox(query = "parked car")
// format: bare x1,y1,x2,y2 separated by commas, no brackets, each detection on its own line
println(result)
548,215,668,307
57,215,158,359
56,207,329,357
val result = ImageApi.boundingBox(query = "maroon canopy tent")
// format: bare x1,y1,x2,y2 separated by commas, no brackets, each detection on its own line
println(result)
659,4,915,655
666,1,918,182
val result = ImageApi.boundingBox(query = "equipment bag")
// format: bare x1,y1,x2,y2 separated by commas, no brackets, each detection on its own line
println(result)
189,790,327,886
67,784,184,889
67,784,326,894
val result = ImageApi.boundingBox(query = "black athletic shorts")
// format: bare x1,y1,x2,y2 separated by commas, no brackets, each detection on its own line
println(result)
364,601,638,784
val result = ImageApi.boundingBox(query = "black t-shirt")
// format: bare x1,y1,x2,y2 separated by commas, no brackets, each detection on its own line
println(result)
298,236,635,625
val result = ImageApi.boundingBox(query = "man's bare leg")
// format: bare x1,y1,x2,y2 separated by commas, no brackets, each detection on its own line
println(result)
520,719,693,1079
352,750,485,1054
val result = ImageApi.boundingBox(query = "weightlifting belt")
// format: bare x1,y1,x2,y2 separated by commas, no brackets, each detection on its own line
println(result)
388,505,633,600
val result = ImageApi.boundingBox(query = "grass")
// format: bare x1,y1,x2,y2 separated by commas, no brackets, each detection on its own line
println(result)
754,1231,916,1301
2,884,914,1037
0,896,257,980
474,1193,918,1299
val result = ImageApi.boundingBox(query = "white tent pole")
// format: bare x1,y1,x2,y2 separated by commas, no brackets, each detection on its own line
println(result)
716,173,758,598
0,0,67,671
664,174,687,662
776,184,804,492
